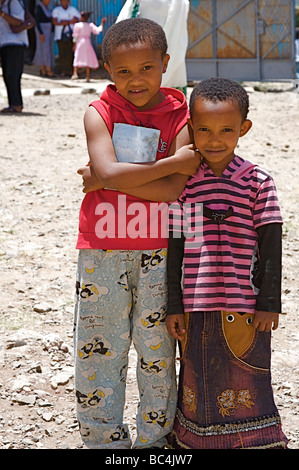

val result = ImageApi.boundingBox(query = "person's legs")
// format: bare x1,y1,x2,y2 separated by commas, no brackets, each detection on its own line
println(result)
74,250,133,448
0,45,24,110
72,66,78,79
57,39,73,76
131,249,177,448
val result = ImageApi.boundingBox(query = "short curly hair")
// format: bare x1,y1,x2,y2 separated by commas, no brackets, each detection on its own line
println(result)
189,77,250,122
102,18,168,64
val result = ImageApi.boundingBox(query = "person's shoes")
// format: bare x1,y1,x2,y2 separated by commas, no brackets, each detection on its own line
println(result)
0,106,22,114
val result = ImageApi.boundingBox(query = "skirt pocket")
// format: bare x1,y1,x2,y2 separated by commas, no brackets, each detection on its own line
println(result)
221,311,270,371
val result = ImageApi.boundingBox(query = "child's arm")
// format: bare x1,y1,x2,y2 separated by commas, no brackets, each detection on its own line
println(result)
83,106,199,188
90,17,107,35
165,231,186,340
78,157,193,202
80,108,199,201
253,223,282,332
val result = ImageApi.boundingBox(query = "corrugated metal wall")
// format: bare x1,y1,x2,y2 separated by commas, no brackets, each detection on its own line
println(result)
187,0,296,80
72,0,126,46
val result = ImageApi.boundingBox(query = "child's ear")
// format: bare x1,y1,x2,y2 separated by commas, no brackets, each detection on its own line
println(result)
162,54,170,73
187,117,194,141
187,117,193,129
240,119,252,137
104,62,112,75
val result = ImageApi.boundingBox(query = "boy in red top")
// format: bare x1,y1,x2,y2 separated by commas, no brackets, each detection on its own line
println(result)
74,18,200,449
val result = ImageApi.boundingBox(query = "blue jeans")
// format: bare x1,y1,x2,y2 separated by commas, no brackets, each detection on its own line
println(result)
74,249,176,448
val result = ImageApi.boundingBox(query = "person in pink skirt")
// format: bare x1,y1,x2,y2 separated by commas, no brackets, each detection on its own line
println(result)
72,11,106,82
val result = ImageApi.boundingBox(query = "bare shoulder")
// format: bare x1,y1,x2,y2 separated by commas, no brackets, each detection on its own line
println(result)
84,106,104,130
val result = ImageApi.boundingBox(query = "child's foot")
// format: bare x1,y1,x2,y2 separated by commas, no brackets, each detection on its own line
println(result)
71,74,78,80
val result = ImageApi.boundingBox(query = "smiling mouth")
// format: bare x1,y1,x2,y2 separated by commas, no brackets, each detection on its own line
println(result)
129,89,146,95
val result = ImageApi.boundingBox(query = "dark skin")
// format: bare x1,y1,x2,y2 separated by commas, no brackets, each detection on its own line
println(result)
77,41,201,202
0,0,24,26
166,98,279,341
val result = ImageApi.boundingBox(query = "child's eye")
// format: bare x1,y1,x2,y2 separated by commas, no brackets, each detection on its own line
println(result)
223,128,233,132
198,127,209,132
143,65,152,71
119,69,129,75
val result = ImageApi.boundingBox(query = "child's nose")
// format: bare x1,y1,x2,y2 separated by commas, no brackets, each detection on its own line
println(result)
130,71,143,83
209,132,221,143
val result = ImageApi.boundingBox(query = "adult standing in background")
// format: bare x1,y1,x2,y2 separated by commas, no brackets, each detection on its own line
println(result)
0,0,29,113
34,0,54,77
117,0,190,94
24,0,36,64
52,0,80,77
295,28,299,80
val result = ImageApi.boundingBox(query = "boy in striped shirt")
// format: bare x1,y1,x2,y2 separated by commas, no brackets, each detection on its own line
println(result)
166,78,288,449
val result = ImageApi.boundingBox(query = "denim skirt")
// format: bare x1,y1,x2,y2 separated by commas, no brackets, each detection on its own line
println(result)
167,311,288,449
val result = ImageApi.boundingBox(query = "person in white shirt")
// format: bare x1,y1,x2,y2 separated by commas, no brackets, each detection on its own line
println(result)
52,0,80,76
295,29,299,80
0,0,29,113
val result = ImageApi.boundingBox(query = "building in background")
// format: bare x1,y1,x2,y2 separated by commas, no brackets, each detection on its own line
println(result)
186,0,296,81
47,0,296,81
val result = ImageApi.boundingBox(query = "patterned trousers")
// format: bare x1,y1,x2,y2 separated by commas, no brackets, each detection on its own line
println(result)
74,249,177,448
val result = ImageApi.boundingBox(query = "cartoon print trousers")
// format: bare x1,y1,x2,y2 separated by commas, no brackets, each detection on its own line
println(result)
74,249,177,449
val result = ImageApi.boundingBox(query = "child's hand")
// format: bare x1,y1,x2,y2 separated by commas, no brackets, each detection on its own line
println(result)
174,144,201,176
77,163,103,192
165,314,185,340
253,310,279,332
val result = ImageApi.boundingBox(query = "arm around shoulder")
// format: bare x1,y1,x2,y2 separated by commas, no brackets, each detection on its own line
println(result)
115,123,200,201
83,108,200,196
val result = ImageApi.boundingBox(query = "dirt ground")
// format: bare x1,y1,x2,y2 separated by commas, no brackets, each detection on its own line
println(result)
0,65,298,449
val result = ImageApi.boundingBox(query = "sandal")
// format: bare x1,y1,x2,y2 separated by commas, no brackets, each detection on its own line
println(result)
0,106,22,114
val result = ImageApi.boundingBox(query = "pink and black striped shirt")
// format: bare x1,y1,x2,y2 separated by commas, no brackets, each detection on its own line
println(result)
168,156,283,314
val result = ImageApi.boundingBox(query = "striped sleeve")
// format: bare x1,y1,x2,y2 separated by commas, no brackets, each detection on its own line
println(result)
253,174,283,229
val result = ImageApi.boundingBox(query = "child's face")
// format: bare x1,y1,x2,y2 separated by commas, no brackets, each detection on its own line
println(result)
104,42,169,110
189,99,252,175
